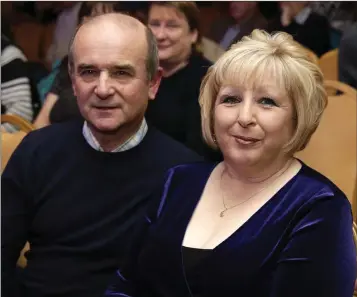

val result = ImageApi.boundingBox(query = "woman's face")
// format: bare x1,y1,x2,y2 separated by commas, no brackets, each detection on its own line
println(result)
148,4,198,65
213,77,295,168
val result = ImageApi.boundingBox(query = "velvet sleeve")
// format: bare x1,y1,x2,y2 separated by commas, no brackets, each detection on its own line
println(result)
104,168,177,297
269,192,356,297
1,134,36,297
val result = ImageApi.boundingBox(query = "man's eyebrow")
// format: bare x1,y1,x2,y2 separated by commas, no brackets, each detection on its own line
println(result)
77,64,96,71
109,64,136,72
76,63,136,72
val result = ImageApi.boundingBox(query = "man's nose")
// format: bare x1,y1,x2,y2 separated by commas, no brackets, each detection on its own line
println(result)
95,71,114,99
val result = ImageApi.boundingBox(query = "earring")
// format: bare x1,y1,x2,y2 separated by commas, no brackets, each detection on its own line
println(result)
213,133,218,144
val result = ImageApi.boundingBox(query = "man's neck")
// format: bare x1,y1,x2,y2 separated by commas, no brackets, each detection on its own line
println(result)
88,118,144,152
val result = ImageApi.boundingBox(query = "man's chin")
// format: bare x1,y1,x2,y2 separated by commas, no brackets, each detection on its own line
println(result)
89,121,122,135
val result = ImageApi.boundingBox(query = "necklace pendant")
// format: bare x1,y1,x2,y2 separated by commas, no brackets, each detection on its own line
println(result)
220,210,226,217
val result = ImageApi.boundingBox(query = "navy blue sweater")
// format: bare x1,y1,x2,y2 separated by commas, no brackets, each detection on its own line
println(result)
1,120,201,297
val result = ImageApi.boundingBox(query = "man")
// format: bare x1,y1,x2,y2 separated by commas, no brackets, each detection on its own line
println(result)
46,2,82,65
206,1,267,50
267,2,331,57
339,22,357,89
2,13,201,297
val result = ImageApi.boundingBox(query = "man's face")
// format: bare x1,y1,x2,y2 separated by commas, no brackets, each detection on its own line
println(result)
229,2,257,23
70,21,161,134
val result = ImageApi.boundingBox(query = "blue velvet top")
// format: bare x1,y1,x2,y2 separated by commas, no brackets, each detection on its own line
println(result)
105,161,356,297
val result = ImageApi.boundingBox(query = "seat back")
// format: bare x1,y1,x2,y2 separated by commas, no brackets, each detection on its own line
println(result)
319,48,339,81
295,81,357,218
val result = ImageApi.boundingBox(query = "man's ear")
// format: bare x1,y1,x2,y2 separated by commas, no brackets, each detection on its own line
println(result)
148,67,163,101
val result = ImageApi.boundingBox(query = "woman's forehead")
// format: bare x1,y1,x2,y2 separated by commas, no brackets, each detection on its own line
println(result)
219,68,286,92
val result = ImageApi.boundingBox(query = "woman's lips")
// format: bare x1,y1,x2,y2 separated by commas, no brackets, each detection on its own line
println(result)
234,135,261,145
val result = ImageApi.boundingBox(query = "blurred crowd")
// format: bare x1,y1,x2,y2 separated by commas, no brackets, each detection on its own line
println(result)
1,1,357,138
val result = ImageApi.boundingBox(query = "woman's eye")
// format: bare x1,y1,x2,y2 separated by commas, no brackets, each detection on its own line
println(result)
148,21,160,28
167,23,180,29
259,97,277,107
222,96,239,104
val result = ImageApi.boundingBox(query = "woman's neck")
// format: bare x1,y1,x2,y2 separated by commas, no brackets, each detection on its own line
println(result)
223,156,294,185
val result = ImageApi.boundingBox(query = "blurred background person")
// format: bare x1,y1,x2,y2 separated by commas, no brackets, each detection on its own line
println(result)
145,1,219,160
1,2,33,132
206,1,268,50
45,1,82,66
268,1,331,56
311,1,357,33
338,22,357,89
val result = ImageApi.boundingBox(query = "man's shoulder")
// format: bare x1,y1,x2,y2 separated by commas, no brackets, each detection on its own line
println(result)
25,120,83,148
306,12,329,27
145,127,204,163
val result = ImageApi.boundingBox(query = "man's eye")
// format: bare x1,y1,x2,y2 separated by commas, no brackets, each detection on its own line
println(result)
112,70,129,77
80,70,97,77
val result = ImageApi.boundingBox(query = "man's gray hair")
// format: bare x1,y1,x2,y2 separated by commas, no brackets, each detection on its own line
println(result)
68,14,159,81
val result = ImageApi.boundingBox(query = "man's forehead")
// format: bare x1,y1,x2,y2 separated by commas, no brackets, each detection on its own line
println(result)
73,20,146,53
76,21,142,45
73,31,146,64
78,13,143,36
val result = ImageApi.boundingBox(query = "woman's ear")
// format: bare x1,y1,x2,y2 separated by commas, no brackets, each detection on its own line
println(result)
190,29,198,45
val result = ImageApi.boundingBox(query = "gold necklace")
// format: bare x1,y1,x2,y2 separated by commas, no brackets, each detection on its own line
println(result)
219,160,293,218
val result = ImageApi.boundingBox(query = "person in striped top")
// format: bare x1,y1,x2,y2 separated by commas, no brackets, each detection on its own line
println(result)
1,33,33,132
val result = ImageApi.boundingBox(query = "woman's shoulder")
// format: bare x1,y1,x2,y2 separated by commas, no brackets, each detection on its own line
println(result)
188,53,212,74
158,161,217,192
293,161,351,209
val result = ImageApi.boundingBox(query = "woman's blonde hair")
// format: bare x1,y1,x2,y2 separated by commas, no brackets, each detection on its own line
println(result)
199,29,327,155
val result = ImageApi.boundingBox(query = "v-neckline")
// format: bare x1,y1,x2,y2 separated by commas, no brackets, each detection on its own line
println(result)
178,161,305,297
179,161,305,252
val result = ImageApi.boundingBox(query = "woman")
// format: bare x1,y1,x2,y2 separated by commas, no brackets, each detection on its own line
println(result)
105,29,356,297
145,2,218,160
33,1,137,129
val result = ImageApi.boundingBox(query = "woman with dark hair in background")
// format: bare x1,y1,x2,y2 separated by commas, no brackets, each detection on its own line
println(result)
145,2,219,160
